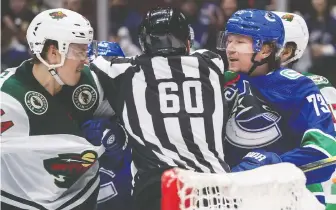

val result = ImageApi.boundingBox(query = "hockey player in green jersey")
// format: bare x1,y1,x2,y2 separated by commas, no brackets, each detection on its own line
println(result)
273,11,336,210
274,12,336,128
0,8,127,210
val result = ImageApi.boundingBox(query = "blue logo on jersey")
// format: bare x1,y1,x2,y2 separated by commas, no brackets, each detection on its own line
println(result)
97,168,118,203
226,80,282,148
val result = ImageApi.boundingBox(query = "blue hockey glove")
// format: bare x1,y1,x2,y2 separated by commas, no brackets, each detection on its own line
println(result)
87,41,125,62
81,118,128,168
81,118,111,146
231,149,282,172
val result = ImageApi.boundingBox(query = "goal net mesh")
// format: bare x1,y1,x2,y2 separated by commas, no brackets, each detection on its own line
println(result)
161,163,324,210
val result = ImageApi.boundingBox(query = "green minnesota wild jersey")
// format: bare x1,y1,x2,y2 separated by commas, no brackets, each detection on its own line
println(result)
302,72,336,210
0,60,113,209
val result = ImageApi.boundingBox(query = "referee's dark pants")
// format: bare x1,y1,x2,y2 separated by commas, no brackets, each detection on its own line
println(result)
132,167,173,210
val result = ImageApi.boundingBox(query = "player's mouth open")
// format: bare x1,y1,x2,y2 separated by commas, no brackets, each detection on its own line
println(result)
229,58,239,62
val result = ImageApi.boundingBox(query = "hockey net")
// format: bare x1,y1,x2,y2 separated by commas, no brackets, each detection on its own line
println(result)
161,163,324,210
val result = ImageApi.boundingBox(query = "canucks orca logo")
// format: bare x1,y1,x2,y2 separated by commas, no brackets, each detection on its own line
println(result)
43,151,98,188
226,80,282,148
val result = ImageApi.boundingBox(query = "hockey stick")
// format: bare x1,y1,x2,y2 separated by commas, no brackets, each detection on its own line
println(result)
299,156,336,173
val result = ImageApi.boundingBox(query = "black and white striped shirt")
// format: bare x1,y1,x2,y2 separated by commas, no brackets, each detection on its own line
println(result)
92,49,229,174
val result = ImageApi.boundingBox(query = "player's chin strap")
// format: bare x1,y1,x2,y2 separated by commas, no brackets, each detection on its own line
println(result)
247,53,269,75
48,68,65,85
35,53,65,85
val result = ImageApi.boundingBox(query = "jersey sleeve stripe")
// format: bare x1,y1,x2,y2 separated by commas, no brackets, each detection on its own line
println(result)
1,191,47,210
307,183,324,194
0,59,26,88
302,128,336,143
303,144,332,158
92,56,132,79
1,172,100,210
57,174,100,210
301,128,336,156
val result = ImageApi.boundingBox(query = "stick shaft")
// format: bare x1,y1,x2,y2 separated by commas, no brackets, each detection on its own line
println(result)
299,156,336,173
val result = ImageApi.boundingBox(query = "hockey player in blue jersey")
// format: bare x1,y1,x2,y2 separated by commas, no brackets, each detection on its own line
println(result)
81,117,132,210
219,9,336,195
81,42,133,210
273,11,336,207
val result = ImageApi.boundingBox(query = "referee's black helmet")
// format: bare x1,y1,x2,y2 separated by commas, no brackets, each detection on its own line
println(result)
138,7,192,56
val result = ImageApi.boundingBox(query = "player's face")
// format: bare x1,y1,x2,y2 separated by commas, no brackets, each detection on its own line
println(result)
57,44,88,86
225,34,255,73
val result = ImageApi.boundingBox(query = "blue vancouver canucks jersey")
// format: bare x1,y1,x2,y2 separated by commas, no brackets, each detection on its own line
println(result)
224,68,336,185
96,148,132,210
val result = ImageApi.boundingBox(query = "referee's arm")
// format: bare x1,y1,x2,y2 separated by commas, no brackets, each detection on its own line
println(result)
90,56,133,79
89,56,132,116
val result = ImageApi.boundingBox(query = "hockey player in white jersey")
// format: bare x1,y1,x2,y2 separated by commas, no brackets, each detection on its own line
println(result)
273,11,336,209
0,8,127,210
274,11,336,130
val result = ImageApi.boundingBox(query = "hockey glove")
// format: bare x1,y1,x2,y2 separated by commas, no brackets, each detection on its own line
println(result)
231,149,282,172
81,118,128,168
87,41,125,62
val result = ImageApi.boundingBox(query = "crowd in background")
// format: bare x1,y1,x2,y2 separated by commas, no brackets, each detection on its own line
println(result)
2,0,336,86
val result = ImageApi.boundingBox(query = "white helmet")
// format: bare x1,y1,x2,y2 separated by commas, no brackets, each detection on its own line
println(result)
272,11,309,65
26,8,93,84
